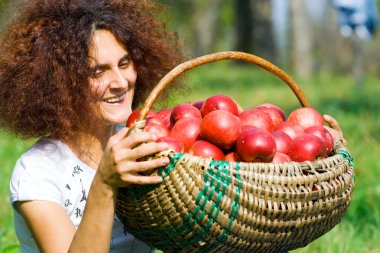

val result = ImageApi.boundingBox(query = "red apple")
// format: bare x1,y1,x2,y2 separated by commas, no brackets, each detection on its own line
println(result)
255,106,285,128
192,100,204,110
287,107,324,129
235,128,276,162
271,130,292,154
272,152,292,163
170,118,201,151
242,125,256,133
305,125,334,156
156,136,185,153
200,110,242,150
144,121,170,139
200,94,239,116
288,134,326,162
224,151,240,162
275,121,304,139
256,103,284,115
145,115,165,126
239,109,275,132
170,103,202,127
189,140,225,160
126,109,156,127
156,108,173,130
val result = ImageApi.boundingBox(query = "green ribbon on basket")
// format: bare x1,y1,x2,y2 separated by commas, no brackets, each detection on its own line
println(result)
157,152,185,178
198,161,242,252
337,150,354,168
153,155,243,251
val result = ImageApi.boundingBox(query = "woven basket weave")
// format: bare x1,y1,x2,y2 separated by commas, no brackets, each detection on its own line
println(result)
116,51,354,253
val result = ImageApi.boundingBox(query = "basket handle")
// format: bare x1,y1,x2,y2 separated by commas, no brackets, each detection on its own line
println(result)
137,51,310,122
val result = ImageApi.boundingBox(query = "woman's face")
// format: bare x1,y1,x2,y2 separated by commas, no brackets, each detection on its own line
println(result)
88,29,137,126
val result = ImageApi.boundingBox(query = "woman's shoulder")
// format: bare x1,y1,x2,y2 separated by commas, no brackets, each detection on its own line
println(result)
18,138,70,164
10,138,76,205
12,138,77,176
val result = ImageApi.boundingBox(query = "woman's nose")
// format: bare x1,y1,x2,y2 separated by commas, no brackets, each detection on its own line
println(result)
110,69,128,89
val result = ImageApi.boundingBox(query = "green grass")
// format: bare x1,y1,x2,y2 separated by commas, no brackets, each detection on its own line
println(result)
0,132,34,253
1,62,379,252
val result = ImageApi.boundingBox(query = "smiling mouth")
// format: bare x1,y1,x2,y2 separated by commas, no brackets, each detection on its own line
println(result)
103,92,126,104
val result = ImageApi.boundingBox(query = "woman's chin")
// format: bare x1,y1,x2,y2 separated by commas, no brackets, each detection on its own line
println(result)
98,105,132,125
98,112,131,126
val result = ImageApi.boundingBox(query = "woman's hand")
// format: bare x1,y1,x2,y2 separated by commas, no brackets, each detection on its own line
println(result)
323,114,347,146
97,127,170,189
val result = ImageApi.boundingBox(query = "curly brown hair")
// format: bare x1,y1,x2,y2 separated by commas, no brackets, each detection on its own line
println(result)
0,0,184,141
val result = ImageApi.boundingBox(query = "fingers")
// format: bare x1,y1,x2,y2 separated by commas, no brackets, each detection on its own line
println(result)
111,127,158,149
340,136,348,146
122,157,170,175
108,126,158,149
116,157,170,186
109,129,169,161
323,114,340,131
131,142,169,160
107,127,130,147
121,131,158,149
124,174,163,185
101,128,171,187
323,114,347,146
114,141,169,163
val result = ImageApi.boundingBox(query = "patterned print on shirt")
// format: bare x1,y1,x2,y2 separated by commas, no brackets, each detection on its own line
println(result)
64,199,73,207
80,189,87,202
72,165,83,177
75,207,83,218
79,178,87,202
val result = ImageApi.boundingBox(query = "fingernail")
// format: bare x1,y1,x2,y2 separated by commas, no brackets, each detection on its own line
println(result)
160,157,170,165
161,143,169,149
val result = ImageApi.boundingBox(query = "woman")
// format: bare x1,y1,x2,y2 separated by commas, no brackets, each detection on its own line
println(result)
0,0,183,252
0,1,346,253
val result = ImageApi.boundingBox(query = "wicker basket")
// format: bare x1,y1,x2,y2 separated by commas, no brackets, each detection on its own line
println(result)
116,51,354,253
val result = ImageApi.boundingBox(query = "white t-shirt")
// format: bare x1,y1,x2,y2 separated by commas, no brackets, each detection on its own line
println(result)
10,138,152,253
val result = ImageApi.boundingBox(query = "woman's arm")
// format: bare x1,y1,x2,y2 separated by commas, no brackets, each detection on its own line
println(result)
16,201,76,253
17,127,169,253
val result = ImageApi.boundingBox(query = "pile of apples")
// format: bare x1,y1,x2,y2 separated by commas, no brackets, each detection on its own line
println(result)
127,94,334,163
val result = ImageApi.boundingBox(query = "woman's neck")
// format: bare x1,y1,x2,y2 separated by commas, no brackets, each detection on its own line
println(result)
66,125,115,170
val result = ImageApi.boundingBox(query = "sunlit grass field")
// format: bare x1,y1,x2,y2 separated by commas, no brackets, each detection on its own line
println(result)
1,61,379,252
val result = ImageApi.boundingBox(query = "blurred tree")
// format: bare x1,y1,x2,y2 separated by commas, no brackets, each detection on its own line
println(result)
191,0,222,56
250,0,275,61
271,0,290,68
305,0,338,75
234,0,253,53
159,0,231,56
234,0,274,61
290,0,313,78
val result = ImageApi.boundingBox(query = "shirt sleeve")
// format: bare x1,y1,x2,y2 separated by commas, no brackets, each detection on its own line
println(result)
10,155,64,207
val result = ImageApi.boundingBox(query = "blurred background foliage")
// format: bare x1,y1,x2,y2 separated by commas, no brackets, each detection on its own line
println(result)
1,0,379,85
157,0,379,87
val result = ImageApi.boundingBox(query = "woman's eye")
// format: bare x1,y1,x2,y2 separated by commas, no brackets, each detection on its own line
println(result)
92,68,104,77
119,61,130,69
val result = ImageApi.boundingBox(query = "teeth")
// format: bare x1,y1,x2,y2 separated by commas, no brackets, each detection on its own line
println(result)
104,93,126,103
